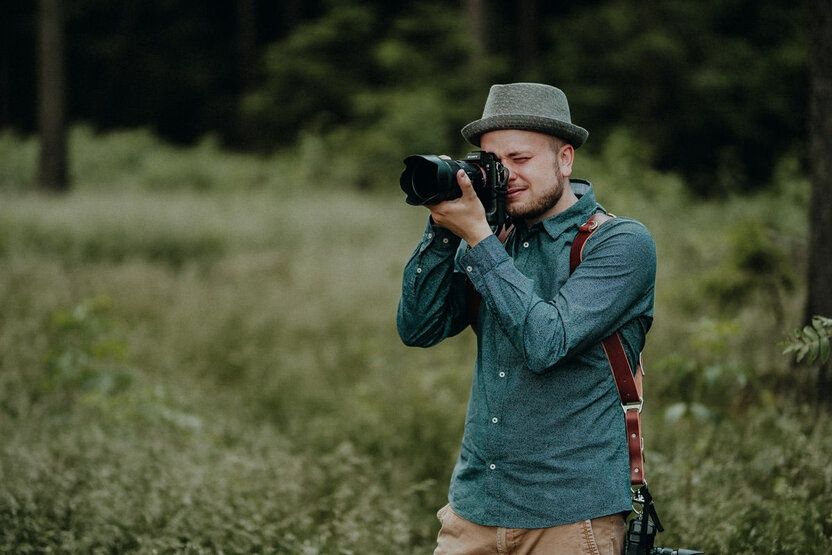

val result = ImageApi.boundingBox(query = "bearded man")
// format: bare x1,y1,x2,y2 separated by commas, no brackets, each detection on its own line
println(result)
397,83,656,554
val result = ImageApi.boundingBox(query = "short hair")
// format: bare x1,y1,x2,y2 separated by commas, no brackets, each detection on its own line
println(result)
549,135,566,153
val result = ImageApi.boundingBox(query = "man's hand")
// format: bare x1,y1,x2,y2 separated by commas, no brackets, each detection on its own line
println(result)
428,169,493,247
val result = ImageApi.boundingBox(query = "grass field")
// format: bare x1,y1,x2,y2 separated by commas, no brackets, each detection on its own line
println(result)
0,129,830,553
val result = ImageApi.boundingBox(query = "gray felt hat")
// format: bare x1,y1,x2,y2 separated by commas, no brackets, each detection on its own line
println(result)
461,83,588,148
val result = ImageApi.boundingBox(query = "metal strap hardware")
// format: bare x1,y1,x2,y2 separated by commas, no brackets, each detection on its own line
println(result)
623,400,644,414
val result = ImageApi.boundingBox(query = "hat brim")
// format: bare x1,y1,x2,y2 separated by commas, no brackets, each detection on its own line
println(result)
461,115,588,148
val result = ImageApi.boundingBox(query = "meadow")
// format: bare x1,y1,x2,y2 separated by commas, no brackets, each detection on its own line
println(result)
0,128,829,553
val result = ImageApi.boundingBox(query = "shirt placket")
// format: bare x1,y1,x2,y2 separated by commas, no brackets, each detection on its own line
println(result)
482,228,535,486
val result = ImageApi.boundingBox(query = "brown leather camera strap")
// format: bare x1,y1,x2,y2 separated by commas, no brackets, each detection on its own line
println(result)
571,212,646,488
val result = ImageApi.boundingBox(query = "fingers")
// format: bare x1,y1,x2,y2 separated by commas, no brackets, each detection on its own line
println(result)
457,169,476,198
428,170,476,224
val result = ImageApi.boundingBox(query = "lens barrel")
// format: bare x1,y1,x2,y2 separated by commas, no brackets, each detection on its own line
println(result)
400,155,484,206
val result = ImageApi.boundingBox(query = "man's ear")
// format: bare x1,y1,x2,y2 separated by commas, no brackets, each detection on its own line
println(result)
558,144,575,178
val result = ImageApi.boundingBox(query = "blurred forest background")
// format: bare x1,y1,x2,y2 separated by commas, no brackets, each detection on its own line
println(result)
1,0,832,553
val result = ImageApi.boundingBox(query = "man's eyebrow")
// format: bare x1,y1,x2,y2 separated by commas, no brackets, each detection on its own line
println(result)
505,150,532,157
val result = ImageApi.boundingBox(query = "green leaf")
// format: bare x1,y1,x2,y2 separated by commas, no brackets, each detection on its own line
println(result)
782,315,832,366
820,336,831,364
796,345,807,363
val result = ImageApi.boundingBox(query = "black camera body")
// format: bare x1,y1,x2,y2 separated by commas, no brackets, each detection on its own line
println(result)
399,151,510,229
625,513,704,555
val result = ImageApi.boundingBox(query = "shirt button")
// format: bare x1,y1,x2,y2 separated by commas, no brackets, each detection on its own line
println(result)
416,267,422,274
466,265,473,272
498,371,506,378
491,417,499,424
442,237,449,244
428,233,433,239
523,241,530,248
489,463,496,470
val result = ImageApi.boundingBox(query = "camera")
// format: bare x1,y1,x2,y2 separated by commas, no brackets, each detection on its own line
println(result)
399,151,510,228
625,486,703,555
625,511,703,555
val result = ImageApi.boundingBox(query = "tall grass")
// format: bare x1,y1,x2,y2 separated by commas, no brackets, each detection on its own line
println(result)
0,128,828,553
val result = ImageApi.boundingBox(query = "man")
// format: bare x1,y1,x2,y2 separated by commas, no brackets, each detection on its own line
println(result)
397,83,656,554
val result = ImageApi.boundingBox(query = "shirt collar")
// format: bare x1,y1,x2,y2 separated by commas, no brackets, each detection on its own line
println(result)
522,179,599,240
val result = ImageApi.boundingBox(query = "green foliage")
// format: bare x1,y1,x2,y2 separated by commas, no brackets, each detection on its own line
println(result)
290,87,458,190
240,2,494,189
0,131,828,552
541,0,808,194
656,317,752,422
783,316,832,365
42,296,134,402
68,126,285,193
0,191,227,267
0,125,313,195
701,216,797,320
240,5,380,148
0,130,38,190
0,415,423,553
5,0,811,193
650,406,832,554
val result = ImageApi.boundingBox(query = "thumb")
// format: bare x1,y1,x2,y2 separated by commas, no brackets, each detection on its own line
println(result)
457,169,476,198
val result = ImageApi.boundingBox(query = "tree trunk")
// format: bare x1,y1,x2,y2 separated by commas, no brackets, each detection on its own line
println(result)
0,9,11,129
282,0,301,32
237,0,256,93
463,0,489,88
37,0,68,192
519,0,539,79
464,0,487,59
236,0,257,146
808,0,832,402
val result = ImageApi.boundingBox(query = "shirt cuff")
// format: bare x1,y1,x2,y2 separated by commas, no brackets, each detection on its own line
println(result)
460,234,510,288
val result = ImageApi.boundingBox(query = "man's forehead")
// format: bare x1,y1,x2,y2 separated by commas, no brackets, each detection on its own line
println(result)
480,129,556,152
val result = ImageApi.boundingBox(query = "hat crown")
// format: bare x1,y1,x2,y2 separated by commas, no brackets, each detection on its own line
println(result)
460,82,588,148
481,83,572,123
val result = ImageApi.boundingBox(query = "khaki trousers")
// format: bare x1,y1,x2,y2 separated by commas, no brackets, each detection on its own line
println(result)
433,504,626,555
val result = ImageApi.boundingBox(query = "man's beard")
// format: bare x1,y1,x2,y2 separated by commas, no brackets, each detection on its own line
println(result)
507,168,565,222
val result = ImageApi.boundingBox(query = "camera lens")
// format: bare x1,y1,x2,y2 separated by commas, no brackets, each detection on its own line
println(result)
415,156,455,203
401,155,462,205
400,154,488,207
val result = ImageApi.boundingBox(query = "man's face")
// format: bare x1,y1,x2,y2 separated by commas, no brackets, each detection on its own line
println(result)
480,129,573,224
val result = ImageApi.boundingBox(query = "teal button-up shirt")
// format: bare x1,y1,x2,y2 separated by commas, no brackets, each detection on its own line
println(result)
397,181,656,529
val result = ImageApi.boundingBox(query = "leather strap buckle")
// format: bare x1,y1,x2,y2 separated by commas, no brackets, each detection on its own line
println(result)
582,219,600,232
622,400,643,414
